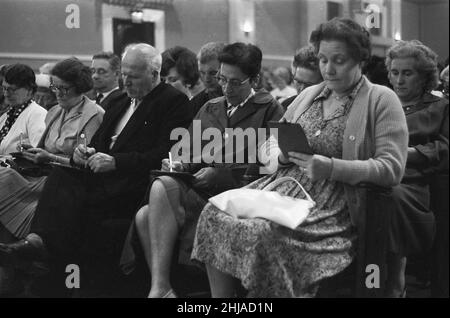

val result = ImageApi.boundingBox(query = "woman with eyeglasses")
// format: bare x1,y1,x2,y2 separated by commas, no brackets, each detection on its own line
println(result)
0,58,104,269
0,64,47,156
120,42,284,298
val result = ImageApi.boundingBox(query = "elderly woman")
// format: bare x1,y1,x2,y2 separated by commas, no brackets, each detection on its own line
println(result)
191,18,409,298
0,64,47,155
120,42,284,298
0,57,104,240
385,40,448,297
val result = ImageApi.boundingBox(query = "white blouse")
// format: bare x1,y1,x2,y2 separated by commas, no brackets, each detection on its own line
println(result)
0,101,47,155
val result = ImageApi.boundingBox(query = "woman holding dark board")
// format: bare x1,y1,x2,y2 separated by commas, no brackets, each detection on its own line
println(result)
191,18,409,297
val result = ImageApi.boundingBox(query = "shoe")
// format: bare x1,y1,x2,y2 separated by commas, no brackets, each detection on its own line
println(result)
162,289,177,298
0,239,47,266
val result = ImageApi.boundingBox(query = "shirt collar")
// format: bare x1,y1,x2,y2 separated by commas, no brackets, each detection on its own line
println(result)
98,87,119,100
226,89,255,109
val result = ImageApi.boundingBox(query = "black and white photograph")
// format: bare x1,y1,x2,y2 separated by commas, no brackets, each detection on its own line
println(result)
0,0,448,301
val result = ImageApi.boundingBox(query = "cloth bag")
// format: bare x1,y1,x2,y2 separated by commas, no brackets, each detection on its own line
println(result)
208,176,315,229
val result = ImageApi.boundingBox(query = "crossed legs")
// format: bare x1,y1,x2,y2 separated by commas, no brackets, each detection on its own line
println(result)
135,180,182,298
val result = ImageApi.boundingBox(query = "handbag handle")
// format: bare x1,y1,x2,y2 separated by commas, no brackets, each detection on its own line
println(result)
262,176,315,203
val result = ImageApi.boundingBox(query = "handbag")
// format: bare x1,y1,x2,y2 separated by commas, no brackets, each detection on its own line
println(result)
208,176,315,229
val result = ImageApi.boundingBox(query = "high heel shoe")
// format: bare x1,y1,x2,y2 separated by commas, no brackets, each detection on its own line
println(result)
162,289,177,298
0,237,47,266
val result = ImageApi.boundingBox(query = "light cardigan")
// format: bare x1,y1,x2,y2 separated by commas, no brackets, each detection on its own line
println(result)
0,101,47,155
271,76,408,227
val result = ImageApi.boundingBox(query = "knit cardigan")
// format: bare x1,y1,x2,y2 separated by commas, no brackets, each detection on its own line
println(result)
275,76,409,227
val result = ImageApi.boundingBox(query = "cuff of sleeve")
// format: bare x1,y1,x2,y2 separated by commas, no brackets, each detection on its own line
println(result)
414,145,437,165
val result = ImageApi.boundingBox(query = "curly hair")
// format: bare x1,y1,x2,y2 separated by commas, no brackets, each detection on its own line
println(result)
310,17,371,64
51,57,93,94
385,40,440,92
218,42,262,79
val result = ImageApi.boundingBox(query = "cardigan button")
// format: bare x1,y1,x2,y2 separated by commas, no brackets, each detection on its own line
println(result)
349,135,356,141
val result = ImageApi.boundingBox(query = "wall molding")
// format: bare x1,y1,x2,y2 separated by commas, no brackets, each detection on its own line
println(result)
0,52,92,61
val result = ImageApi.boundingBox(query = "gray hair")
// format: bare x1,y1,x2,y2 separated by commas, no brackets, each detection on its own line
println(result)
122,43,162,73
197,42,226,64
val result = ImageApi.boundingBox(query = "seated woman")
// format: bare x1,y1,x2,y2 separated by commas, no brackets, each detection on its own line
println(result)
385,40,448,297
0,57,104,241
0,64,47,156
191,18,409,298
161,46,204,100
120,42,284,298
0,64,9,116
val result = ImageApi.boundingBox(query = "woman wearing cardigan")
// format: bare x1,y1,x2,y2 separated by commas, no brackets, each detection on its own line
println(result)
191,18,409,297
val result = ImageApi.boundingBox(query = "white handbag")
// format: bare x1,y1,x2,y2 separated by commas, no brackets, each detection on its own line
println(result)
208,176,315,229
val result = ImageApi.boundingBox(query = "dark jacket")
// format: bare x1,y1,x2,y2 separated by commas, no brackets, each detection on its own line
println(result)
404,92,449,181
98,88,126,111
90,82,191,195
181,90,284,193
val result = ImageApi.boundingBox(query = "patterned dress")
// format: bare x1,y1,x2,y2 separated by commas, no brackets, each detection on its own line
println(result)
192,85,362,297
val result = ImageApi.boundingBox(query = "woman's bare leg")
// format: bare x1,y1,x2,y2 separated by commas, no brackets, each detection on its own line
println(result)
206,264,239,298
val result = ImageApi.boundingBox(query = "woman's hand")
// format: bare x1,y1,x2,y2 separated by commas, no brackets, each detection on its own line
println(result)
192,167,218,189
21,148,52,164
161,158,184,172
16,142,32,152
287,152,333,182
73,144,96,167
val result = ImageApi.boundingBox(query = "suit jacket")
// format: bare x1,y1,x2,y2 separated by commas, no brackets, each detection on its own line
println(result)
98,88,125,111
89,82,191,195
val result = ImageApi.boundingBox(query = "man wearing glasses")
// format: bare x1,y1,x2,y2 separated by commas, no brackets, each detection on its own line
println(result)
281,46,323,110
188,42,226,117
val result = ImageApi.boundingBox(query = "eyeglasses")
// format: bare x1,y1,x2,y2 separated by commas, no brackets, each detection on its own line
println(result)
49,84,74,95
1,85,21,94
200,70,219,77
216,75,250,88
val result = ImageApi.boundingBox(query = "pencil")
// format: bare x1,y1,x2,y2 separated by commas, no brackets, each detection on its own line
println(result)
168,152,173,172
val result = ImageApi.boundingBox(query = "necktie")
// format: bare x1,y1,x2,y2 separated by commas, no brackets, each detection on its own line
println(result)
95,93,104,104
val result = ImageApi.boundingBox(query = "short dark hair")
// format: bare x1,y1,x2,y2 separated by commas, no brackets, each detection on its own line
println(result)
92,51,121,72
218,42,262,79
4,63,37,94
51,57,93,94
161,46,200,88
293,46,321,74
310,17,371,64
386,40,439,92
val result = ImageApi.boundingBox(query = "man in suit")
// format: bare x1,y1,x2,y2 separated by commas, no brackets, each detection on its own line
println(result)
91,52,124,111
0,44,191,285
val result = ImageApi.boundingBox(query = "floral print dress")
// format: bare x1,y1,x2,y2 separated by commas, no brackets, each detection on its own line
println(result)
191,83,363,297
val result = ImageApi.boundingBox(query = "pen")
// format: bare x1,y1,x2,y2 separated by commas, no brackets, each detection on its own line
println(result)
81,133,87,168
19,133,23,152
168,152,173,172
